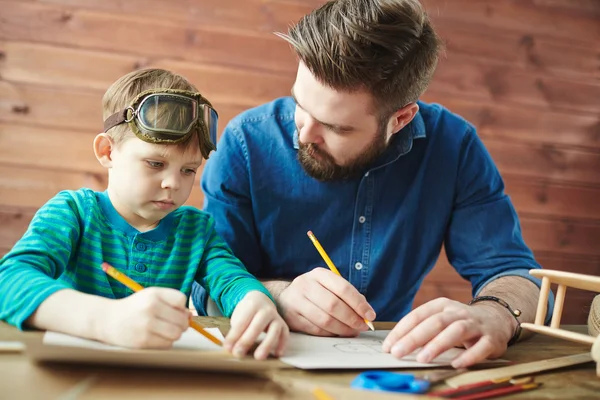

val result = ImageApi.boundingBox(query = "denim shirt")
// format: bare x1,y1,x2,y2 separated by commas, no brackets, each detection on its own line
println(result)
192,97,552,321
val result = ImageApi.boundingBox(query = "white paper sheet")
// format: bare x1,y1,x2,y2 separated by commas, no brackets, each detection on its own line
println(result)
280,330,487,369
43,327,225,352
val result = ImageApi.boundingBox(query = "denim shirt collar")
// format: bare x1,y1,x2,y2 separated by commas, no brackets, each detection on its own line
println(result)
292,110,426,168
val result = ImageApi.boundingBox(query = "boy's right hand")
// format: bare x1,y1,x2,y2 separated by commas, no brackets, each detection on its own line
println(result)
97,287,190,349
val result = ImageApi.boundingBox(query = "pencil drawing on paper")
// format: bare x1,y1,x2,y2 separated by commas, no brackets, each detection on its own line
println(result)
332,339,384,354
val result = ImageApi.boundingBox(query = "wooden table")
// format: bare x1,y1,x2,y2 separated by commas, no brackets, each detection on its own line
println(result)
0,318,598,399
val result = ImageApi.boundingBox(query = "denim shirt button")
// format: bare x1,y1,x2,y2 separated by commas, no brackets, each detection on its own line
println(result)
359,216,366,224
354,262,363,270
135,263,147,273
136,242,146,251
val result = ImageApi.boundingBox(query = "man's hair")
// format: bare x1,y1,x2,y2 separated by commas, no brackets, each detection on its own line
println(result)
277,0,442,120
102,68,201,151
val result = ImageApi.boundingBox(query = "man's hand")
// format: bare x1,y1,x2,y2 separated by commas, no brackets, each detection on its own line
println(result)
99,287,190,349
275,268,376,337
224,291,289,360
382,297,516,368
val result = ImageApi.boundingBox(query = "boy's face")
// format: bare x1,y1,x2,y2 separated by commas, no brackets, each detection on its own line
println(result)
101,136,202,231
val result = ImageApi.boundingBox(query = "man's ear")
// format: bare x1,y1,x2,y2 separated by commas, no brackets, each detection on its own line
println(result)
94,133,114,168
386,103,419,137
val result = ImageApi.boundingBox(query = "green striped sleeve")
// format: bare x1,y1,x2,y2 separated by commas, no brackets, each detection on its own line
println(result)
0,191,82,329
196,215,273,317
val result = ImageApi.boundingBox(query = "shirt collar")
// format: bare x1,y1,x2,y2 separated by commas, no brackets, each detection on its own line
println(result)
96,190,174,241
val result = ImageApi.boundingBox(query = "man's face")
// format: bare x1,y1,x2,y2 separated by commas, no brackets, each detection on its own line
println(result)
292,63,390,181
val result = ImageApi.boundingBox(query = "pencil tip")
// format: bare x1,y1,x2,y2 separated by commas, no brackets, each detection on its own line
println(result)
367,321,375,331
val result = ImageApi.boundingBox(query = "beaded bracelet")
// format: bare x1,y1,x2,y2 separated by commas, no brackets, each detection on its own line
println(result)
468,295,522,346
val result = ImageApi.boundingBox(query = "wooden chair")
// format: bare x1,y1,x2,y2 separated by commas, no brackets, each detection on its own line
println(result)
521,269,600,377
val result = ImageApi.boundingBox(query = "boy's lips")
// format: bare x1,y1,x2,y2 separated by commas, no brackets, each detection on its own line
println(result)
152,200,175,210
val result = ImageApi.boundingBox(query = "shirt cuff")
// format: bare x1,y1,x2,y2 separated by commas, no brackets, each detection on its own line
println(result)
474,269,555,326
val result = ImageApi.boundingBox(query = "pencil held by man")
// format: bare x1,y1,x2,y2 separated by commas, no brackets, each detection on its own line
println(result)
307,231,375,331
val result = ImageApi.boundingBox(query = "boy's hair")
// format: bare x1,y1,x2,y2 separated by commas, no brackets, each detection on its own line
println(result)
102,68,201,151
277,0,442,122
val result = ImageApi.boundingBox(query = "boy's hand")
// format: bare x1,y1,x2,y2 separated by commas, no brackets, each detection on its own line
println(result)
224,291,289,360
98,287,190,349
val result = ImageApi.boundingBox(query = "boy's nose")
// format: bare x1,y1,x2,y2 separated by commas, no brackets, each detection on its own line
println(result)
161,173,181,190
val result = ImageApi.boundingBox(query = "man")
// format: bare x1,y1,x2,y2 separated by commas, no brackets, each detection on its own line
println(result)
193,0,552,367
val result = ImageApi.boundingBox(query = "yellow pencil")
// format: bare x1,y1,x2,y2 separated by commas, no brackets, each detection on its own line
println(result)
312,387,335,400
306,231,375,331
101,262,223,346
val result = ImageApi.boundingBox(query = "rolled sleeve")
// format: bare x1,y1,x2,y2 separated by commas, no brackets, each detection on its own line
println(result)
446,128,553,325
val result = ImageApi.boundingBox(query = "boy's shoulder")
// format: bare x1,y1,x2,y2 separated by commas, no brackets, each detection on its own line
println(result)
42,188,98,214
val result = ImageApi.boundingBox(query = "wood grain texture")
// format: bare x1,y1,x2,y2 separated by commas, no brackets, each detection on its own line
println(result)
0,0,599,323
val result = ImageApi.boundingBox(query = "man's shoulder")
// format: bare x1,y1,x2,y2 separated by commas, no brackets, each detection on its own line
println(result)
229,97,295,127
220,97,297,154
417,101,476,145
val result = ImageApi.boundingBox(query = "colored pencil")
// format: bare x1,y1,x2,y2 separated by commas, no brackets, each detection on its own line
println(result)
306,231,375,331
101,262,223,346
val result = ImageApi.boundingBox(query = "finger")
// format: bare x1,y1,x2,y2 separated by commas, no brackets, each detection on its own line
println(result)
288,312,337,337
388,308,469,359
132,333,174,350
151,299,190,331
253,320,283,360
230,310,270,358
154,287,188,310
275,324,290,357
315,269,376,323
224,307,254,352
296,294,361,336
146,318,185,342
382,298,451,352
451,335,497,369
415,317,479,363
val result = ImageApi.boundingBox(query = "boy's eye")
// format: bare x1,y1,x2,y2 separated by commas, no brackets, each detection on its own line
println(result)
182,168,197,176
146,161,164,168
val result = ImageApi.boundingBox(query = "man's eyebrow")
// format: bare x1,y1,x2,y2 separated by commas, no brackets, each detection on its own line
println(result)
290,88,355,132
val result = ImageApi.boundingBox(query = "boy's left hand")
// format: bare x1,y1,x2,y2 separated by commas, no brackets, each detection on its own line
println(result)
224,291,289,360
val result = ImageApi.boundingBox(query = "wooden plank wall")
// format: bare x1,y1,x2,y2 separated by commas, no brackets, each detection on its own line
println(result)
1,0,599,323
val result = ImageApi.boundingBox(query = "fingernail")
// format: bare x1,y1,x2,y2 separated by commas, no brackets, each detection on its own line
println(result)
452,360,463,369
233,347,245,357
417,349,431,363
366,310,376,321
391,343,405,358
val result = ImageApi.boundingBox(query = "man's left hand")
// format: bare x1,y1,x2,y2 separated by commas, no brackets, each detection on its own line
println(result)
381,297,515,368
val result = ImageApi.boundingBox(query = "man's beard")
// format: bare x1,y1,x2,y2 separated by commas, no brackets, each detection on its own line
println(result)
297,126,388,181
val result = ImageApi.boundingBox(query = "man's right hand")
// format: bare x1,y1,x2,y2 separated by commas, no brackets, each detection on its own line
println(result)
276,267,376,336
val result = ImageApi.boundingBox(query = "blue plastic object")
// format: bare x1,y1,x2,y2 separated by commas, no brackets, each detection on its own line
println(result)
350,371,431,394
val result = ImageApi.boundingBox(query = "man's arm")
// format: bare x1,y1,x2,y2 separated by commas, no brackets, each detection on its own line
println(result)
474,275,541,342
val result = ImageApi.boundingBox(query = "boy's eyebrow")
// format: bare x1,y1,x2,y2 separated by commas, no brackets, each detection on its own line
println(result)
290,88,355,132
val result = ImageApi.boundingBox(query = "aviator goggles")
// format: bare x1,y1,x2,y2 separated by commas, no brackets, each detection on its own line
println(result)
103,88,218,159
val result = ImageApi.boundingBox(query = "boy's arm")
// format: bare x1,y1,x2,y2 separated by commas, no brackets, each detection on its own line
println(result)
0,192,82,329
195,216,273,317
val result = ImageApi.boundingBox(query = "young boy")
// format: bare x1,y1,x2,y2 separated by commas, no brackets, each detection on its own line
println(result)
0,68,288,360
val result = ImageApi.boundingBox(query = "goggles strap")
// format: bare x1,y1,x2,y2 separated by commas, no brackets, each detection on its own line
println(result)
103,108,130,133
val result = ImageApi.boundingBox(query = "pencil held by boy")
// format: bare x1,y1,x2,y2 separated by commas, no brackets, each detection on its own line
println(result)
0,68,288,360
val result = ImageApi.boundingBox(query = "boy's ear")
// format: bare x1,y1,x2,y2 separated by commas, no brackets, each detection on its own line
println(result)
94,133,114,168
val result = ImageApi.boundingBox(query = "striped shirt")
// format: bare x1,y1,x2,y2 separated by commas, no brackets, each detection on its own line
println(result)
0,188,272,329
